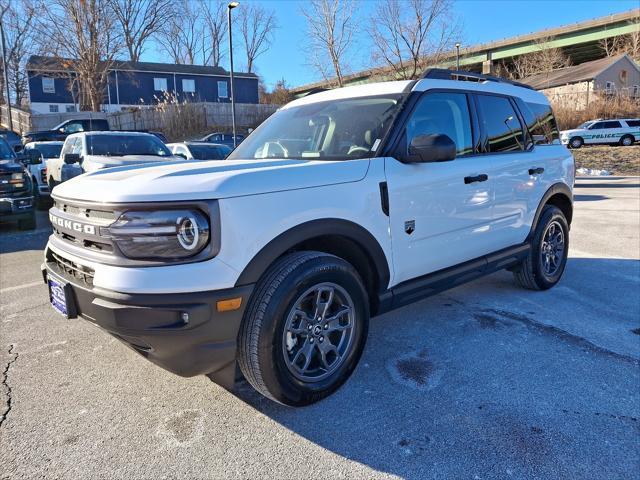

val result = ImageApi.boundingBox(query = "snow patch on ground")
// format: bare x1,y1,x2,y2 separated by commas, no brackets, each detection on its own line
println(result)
576,167,611,176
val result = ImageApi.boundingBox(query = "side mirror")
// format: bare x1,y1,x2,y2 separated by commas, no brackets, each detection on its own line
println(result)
18,149,42,165
406,133,456,163
175,153,187,159
64,153,81,164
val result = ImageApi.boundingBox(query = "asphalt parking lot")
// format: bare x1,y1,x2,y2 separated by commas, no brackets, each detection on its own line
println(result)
1,177,639,479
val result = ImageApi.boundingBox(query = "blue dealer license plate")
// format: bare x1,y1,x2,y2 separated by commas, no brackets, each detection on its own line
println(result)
48,276,69,317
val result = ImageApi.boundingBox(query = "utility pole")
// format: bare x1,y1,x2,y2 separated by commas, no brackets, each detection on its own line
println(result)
455,43,461,71
0,14,13,131
228,2,239,149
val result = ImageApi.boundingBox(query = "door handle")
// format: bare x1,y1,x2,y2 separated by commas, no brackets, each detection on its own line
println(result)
464,174,488,184
528,167,544,175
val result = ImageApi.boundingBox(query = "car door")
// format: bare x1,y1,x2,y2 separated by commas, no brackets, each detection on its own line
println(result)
473,93,543,250
384,90,496,284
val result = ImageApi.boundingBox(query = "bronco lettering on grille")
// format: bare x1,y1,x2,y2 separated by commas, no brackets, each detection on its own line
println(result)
49,213,96,235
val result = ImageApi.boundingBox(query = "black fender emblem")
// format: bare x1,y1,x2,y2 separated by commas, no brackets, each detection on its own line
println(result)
404,220,415,235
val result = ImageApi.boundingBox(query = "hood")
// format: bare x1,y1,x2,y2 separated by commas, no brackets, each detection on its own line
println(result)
53,157,370,203
83,154,179,171
0,159,25,174
560,129,583,136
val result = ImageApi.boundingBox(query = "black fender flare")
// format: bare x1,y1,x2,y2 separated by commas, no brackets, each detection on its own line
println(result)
234,218,391,292
528,182,573,239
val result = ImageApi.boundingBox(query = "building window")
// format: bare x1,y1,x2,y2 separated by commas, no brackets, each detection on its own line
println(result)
65,105,77,113
633,85,639,98
42,77,55,94
154,77,168,91
218,81,228,99
605,81,615,94
182,79,195,93
49,104,59,113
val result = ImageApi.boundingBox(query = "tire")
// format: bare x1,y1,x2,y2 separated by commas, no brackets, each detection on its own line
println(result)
619,135,634,147
238,251,369,406
33,179,49,210
18,213,36,231
569,137,583,149
513,205,569,290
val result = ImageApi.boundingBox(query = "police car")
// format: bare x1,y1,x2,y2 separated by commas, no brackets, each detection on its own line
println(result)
560,118,640,148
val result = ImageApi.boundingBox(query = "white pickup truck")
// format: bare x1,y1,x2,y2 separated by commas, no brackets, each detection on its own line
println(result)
46,131,178,187
43,70,574,406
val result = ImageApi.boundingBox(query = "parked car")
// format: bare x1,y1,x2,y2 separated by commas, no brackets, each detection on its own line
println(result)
21,118,110,144
42,69,574,406
47,131,179,187
0,137,39,230
167,142,232,160
0,129,23,152
23,141,63,209
560,118,640,148
201,132,245,148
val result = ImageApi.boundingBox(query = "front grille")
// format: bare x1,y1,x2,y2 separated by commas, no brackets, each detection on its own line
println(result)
53,200,116,222
49,251,95,287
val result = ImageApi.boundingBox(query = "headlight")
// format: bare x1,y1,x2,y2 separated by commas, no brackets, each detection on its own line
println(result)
107,209,210,259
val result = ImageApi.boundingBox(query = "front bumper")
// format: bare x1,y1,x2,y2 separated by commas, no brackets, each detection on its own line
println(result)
0,195,34,220
42,257,254,388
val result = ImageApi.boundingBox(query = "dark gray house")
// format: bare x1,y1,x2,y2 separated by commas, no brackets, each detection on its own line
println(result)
26,55,259,114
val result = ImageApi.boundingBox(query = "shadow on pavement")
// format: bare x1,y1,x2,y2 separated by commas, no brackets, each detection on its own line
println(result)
232,257,640,479
574,194,609,202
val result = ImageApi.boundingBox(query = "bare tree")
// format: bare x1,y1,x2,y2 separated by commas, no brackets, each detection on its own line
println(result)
301,0,355,87
369,0,458,80
35,0,123,111
237,4,277,74
0,0,37,106
259,77,293,104
201,0,227,67
108,0,174,62
155,0,202,65
600,24,640,62
506,37,571,79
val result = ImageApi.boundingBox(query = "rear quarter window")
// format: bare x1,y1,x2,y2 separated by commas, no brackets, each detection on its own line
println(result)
625,120,640,128
521,101,560,145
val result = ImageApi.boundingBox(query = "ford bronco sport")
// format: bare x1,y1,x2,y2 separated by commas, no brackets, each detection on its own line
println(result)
42,70,574,406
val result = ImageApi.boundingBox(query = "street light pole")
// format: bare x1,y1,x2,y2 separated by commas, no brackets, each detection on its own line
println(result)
455,43,461,71
0,15,13,131
228,2,239,149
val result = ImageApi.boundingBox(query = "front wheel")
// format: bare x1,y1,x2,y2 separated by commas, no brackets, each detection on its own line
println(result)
238,251,369,406
569,137,583,149
513,205,569,290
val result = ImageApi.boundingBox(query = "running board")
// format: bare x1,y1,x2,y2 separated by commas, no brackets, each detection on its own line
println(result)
377,243,530,314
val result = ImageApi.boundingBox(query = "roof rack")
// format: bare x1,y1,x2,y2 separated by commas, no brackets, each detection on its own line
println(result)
420,68,534,90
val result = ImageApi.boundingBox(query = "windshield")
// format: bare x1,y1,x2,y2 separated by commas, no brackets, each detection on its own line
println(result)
228,95,403,161
189,144,232,160
578,122,594,129
0,139,15,160
28,143,62,158
87,134,172,157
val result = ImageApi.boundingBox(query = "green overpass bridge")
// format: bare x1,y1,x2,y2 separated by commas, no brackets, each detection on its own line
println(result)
293,9,640,95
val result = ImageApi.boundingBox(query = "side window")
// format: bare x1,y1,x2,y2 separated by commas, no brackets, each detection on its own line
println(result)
626,120,640,128
521,101,560,145
64,122,84,134
476,94,525,153
61,138,75,156
603,121,622,129
405,92,473,157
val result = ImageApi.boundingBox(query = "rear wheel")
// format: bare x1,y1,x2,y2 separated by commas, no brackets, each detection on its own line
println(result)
513,205,569,290
569,137,583,149
620,135,634,147
238,251,369,406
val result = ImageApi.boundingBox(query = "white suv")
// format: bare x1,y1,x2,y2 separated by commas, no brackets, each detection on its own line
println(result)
560,118,640,148
42,70,574,406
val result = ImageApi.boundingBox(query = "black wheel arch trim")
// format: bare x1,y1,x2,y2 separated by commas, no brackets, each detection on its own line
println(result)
234,218,391,293
529,182,573,239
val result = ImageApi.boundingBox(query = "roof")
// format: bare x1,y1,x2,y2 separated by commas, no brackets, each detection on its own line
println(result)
26,55,257,79
520,54,639,90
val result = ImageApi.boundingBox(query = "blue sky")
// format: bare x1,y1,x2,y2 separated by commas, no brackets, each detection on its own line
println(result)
147,0,639,89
